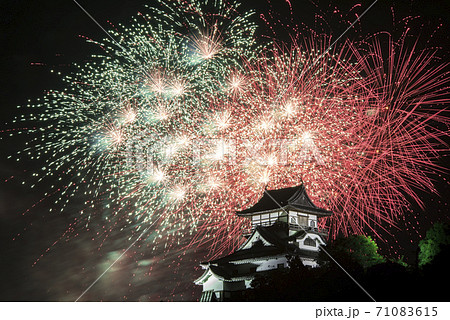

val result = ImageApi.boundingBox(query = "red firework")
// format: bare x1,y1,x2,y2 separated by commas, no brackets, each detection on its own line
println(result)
189,32,450,253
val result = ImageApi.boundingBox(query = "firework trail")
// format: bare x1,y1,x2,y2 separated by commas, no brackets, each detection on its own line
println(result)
252,0,450,240
6,0,260,257
4,0,449,265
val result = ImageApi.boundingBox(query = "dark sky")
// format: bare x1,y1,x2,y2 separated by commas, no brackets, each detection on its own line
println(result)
0,0,449,301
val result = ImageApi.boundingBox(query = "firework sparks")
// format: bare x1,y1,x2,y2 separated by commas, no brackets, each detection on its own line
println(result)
4,0,449,280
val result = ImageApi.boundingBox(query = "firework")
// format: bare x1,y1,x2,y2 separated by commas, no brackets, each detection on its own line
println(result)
7,0,260,256
219,34,450,239
5,0,450,264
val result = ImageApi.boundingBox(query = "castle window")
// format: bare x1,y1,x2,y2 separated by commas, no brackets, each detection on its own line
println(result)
304,237,316,246
298,215,308,226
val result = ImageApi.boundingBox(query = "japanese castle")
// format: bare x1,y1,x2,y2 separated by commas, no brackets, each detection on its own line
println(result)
194,184,332,301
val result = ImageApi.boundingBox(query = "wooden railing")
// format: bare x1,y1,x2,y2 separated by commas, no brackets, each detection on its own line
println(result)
242,223,329,236
288,224,329,234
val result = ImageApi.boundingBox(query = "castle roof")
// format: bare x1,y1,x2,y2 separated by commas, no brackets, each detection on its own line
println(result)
236,184,332,217
195,222,322,284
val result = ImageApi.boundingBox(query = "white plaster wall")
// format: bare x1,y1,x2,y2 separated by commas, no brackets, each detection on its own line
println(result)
256,256,287,271
301,257,319,268
202,273,224,292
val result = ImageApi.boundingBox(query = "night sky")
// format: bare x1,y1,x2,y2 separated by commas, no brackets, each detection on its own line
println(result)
1,0,449,301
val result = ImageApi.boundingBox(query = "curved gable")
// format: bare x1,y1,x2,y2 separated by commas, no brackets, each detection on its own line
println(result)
240,229,273,250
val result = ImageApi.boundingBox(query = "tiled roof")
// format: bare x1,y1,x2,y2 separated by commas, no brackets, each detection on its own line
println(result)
195,222,322,285
201,222,319,266
236,184,332,216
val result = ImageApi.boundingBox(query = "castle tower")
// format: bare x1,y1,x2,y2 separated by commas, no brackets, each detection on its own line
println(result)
194,184,332,301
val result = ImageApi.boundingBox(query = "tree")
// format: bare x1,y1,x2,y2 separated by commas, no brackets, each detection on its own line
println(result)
325,235,385,269
418,222,450,267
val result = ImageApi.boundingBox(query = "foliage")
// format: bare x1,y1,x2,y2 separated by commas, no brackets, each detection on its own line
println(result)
325,235,385,269
393,256,408,268
418,223,450,267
